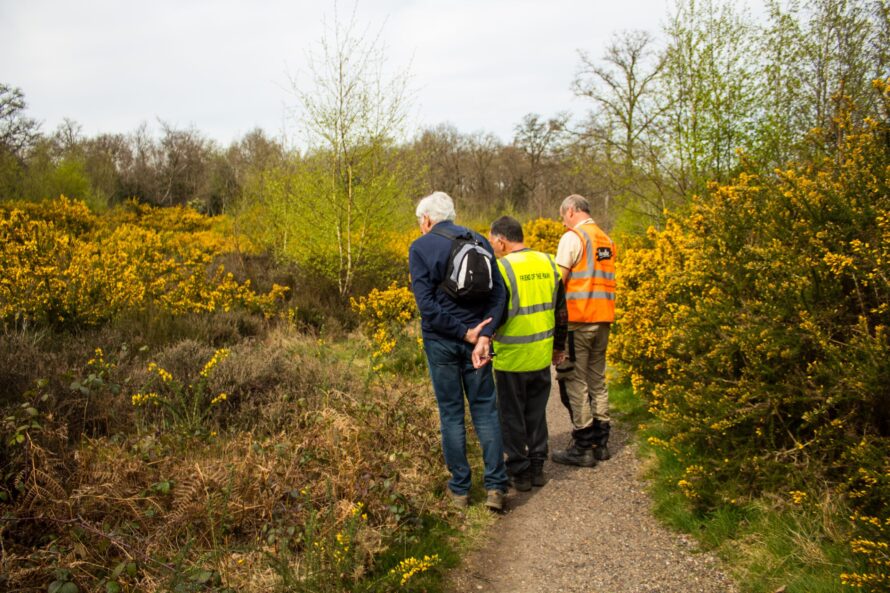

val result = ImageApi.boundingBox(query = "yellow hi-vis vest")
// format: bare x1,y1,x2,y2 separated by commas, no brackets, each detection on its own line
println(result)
492,249,560,373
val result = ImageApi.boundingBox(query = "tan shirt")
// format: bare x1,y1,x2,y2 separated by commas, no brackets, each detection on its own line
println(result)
555,217,595,270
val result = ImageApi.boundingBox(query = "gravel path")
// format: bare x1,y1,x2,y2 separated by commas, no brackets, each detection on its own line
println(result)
447,378,738,593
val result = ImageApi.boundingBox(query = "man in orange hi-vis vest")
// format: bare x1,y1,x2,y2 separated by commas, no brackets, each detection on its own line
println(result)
551,194,617,467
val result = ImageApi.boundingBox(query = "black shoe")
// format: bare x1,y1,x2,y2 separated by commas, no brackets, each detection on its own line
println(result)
551,444,597,467
511,470,532,492
531,462,547,487
594,445,611,461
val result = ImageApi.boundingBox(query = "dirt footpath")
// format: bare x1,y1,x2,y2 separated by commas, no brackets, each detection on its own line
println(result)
447,381,738,593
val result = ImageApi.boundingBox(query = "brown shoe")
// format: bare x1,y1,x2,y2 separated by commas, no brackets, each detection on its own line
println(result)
484,490,505,512
449,491,469,509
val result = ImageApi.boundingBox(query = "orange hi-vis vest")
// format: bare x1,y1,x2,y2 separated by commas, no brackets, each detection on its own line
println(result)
565,222,616,323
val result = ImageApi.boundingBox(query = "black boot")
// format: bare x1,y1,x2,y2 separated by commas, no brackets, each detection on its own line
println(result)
511,468,532,492
530,459,547,487
593,420,612,461
551,443,596,467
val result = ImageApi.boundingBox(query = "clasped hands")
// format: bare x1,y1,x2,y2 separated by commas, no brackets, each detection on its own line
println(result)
466,319,568,370
465,318,493,369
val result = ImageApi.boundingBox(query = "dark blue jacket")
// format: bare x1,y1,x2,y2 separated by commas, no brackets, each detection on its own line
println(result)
409,221,506,342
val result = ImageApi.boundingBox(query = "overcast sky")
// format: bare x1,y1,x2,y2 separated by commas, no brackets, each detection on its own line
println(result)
1,0,673,147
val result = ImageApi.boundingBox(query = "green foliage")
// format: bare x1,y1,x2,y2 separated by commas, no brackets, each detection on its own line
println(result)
23,151,92,203
570,0,887,230
662,0,760,191
240,8,420,301
237,147,416,304
0,146,24,200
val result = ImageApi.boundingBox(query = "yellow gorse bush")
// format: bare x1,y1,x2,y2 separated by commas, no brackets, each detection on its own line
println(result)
131,392,160,407
0,197,287,327
351,282,418,372
523,217,563,255
200,347,230,377
147,362,173,383
612,83,889,590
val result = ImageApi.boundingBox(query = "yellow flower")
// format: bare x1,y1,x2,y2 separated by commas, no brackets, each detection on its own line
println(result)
789,490,807,505
147,362,173,383
200,348,230,378
388,554,440,586
131,392,160,406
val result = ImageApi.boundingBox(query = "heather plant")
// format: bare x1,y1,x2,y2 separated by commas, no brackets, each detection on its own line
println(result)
612,81,890,589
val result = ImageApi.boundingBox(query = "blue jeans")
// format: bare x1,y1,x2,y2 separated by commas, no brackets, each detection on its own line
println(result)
424,338,509,495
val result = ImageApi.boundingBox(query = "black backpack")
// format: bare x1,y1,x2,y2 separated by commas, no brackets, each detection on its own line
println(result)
430,226,494,301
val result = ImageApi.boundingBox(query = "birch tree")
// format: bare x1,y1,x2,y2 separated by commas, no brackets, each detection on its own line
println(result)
287,5,414,298
661,0,760,194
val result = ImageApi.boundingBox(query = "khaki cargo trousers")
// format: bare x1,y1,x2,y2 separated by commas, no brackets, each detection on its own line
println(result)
555,322,611,432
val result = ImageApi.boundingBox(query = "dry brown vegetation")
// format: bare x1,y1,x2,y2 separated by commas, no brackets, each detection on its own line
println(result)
1,318,448,592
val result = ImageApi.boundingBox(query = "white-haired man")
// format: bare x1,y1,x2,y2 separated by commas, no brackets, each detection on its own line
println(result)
409,191,510,511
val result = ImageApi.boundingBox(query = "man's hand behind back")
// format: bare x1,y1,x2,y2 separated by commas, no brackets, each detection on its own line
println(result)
464,317,492,344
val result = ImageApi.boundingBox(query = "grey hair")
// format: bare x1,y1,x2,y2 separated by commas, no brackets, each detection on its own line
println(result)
416,191,457,223
560,194,591,215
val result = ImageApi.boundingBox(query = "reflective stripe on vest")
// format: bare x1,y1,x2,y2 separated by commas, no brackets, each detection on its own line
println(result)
565,223,616,323
495,328,555,345
493,250,559,372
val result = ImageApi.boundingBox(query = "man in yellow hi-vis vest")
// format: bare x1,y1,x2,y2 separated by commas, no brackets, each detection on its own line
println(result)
488,216,568,491
552,194,617,467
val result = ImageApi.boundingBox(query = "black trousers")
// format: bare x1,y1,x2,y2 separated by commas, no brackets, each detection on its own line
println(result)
494,367,551,476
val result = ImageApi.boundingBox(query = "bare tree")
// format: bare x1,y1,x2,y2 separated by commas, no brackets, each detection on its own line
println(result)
573,30,672,227
413,123,466,197
465,131,501,203
0,83,40,160
513,112,569,216
574,31,665,174
155,121,211,207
